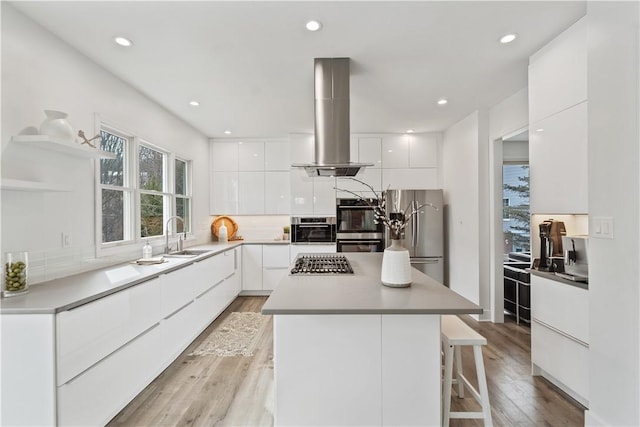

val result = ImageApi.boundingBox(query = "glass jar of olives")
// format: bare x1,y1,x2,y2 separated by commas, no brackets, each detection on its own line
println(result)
3,252,29,297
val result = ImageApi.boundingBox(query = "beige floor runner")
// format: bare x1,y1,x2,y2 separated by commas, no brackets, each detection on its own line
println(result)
189,311,269,357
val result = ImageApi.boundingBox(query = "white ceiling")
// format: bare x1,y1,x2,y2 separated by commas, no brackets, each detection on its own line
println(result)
11,1,586,139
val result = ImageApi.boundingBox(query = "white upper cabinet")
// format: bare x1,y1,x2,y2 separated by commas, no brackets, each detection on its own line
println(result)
381,135,409,168
357,137,382,169
265,140,291,171
211,171,238,214
239,172,266,214
382,169,439,190
528,17,588,215
211,142,239,172
529,102,588,214
408,134,438,168
238,142,265,171
290,168,314,215
265,171,291,214
290,134,314,164
529,17,587,124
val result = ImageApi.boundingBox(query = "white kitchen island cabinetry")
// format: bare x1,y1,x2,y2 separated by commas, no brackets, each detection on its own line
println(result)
262,253,481,426
530,272,589,407
0,246,241,427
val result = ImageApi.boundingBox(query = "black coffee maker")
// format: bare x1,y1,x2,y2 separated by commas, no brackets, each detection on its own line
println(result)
538,219,566,271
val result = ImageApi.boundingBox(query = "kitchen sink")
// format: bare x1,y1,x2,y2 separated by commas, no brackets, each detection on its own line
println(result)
164,249,211,258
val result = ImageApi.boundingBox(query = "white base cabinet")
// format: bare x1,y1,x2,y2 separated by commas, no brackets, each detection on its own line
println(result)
531,274,589,407
1,247,241,427
241,244,290,293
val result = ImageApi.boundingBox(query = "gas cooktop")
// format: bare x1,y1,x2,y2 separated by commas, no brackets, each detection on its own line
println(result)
290,254,354,275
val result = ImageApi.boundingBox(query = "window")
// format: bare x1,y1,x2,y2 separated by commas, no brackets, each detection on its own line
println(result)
98,124,192,250
502,164,530,254
100,128,132,244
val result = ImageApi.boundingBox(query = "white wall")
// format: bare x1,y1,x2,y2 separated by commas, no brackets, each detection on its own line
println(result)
1,4,210,283
586,2,640,425
442,112,481,309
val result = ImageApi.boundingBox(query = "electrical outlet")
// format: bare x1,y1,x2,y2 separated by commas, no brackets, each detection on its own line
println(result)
61,232,72,248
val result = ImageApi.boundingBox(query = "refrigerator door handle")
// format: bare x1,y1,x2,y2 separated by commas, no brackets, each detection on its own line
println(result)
411,258,441,264
411,200,418,248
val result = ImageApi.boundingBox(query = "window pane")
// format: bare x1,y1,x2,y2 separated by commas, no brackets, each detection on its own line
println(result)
139,146,164,191
102,189,124,242
502,164,530,254
140,193,164,237
100,130,126,186
175,159,186,195
176,197,190,232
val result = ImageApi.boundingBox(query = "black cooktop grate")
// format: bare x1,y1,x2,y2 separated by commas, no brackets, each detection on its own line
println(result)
290,254,354,275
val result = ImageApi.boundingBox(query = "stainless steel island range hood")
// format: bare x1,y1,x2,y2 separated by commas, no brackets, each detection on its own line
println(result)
292,57,372,177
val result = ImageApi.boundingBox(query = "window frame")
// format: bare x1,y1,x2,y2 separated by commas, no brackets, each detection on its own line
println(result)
95,119,193,257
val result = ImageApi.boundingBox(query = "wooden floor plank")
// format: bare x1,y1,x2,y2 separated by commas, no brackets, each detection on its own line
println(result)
108,299,585,427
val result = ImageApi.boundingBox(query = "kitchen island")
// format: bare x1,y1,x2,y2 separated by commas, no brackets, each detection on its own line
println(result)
262,252,482,427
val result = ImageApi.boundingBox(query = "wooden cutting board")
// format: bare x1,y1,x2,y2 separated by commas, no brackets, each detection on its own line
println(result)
211,216,239,240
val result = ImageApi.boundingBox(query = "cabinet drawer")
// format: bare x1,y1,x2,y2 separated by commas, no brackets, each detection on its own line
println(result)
531,275,588,343
56,278,161,386
57,323,163,426
263,267,288,291
532,320,588,404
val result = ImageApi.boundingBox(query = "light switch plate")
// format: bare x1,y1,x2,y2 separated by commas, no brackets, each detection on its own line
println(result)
592,216,614,239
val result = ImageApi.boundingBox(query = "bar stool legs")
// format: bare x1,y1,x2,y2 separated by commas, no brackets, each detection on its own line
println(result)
441,315,493,427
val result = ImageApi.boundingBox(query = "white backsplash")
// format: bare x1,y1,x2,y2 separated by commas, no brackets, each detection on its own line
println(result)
216,215,290,241
530,214,589,261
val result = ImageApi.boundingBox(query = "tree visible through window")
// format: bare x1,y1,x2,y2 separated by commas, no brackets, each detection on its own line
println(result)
139,145,165,238
98,124,192,249
100,130,129,243
503,165,530,254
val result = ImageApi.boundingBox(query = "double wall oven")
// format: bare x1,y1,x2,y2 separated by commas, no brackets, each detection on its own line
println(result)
336,198,385,252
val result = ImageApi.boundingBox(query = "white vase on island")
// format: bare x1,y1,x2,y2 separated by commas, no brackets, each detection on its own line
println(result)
381,238,412,287
39,110,74,142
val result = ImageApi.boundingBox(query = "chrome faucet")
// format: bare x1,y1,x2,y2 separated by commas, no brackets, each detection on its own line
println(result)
165,216,185,253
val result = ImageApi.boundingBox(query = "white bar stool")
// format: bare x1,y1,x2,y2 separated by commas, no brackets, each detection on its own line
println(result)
441,315,493,426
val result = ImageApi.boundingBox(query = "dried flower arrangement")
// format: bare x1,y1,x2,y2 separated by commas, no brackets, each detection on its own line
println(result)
334,178,438,240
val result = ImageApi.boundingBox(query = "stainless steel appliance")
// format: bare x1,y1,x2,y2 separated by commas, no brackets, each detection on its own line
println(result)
556,235,589,282
291,58,372,177
336,198,385,253
290,254,354,275
537,219,566,271
290,216,337,244
385,189,445,283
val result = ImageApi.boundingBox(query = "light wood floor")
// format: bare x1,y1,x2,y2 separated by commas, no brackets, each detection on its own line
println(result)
108,297,585,426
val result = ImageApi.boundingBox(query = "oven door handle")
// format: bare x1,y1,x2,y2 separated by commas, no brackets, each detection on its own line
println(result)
338,240,382,244
297,224,331,228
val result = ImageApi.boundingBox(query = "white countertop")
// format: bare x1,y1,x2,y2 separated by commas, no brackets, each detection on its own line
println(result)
0,242,243,315
262,253,482,315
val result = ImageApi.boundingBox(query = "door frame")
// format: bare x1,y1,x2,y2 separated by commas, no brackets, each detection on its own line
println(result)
489,126,528,323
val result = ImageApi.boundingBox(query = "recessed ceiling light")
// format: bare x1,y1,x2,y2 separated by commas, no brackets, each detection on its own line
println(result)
224,130,232,135
437,99,448,105
306,20,322,31
189,101,200,107
406,129,414,133
536,128,545,132
499,33,518,44
114,36,133,47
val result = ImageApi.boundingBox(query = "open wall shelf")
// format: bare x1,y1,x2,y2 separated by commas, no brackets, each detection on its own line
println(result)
11,135,116,159
1,178,72,192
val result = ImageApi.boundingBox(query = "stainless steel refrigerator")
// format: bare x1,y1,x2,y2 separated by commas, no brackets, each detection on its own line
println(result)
385,189,445,284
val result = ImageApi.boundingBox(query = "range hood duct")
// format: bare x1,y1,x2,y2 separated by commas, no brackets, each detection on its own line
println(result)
293,57,372,177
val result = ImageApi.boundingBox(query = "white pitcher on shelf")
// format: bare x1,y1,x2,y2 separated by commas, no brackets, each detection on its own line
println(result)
39,110,74,142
